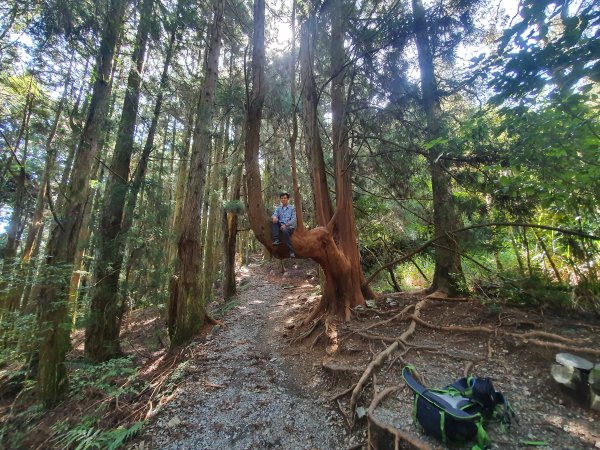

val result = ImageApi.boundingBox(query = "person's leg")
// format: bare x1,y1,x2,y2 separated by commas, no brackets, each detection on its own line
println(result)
282,228,295,257
271,222,281,244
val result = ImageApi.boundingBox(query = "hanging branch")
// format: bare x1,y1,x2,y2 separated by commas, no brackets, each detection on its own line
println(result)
365,221,600,286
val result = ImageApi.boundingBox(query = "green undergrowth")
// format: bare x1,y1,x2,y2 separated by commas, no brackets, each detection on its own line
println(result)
0,357,147,449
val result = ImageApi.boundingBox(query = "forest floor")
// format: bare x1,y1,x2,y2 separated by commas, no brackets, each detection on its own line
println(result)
2,256,599,449
135,257,600,450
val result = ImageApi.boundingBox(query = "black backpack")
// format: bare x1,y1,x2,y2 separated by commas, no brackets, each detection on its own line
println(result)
402,366,515,449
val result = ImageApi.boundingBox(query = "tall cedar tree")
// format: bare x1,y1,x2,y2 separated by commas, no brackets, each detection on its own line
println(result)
244,0,373,322
85,0,154,362
35,0,128,406
167,0,224,347
412,0,464,295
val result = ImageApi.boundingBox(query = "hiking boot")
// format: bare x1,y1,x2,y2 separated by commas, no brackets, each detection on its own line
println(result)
289,252,296,258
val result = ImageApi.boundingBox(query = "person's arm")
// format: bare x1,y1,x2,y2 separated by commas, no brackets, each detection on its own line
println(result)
272,206,280,223
288,205,297,229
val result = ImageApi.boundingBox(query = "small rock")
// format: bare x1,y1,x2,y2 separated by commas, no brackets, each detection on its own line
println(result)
167,417,182,427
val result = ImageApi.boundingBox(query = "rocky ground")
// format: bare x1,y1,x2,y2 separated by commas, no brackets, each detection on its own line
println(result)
138,260,353,449
135,257,600,450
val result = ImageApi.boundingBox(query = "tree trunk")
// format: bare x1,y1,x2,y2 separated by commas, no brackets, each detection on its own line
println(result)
299,8,333,226
522,226,533,276
412,0,464,296
170,106,195,256
510,227,525,276
534,230,562,282
167,0,223,347
330,0,375,301
288,0,304,231
85,0,153,362
201,129,224,302
1,86,34,313
244,0,365,322
35,0,127,407
223,142,242,299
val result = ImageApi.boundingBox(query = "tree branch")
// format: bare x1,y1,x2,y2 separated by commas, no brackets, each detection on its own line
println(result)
365,222,600,286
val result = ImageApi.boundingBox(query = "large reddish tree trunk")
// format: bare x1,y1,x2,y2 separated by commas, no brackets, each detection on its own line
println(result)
245,0,366,322
299,11,333,226
329,0,376,302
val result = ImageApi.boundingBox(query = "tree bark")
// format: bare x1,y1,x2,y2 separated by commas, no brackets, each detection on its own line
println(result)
35,0,127,407
85,0,154,362
244,0,366,321
330,0,376,301
534,230,562,282
288,0,304,231
299,7,333,226
412,0,464,296
202,126,224,302
223,139,243,299
167,0,223,347
1,84,34,313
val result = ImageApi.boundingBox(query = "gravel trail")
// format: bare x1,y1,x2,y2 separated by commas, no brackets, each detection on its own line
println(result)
144,263,350,449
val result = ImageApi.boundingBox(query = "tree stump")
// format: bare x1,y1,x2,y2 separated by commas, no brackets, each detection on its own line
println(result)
590,363,600,411
551,352,599,410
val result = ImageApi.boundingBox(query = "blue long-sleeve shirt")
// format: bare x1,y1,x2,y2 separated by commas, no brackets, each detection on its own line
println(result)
272,204,296,229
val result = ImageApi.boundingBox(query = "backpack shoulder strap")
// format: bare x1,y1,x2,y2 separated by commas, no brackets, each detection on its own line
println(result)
402,366,480,420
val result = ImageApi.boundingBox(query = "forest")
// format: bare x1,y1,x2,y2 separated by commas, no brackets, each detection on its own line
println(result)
0,0,599,448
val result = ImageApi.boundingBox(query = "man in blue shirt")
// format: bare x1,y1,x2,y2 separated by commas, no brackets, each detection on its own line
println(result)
271,192,296,258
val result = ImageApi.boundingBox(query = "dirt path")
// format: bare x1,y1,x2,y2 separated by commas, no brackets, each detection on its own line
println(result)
138,259,600,450
142,262,351,449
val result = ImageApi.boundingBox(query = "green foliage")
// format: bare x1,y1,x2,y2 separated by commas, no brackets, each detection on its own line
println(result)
163,360,190,395
477,275,573,308
223,199,245,214
488,0,599,106
0,312,38,368
52,417,143,450
213,297,240,318
393,254,435,291
68,357,144,400
42,358,146,449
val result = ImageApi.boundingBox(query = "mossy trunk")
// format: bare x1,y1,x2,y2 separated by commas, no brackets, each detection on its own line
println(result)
36,0,127,407
168,0,223,347
412,0,464,296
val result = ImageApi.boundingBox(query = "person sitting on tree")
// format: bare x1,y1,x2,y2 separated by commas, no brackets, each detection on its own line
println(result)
271,192,296,258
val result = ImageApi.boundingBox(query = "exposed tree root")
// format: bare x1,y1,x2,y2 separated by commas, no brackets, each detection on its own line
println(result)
322,362,363,375
400,315,600,356
359,304,415,333
357,331,400,343
206,314,226,329
366,386,432,450
290,314,324,344
325,316,340,354
310,330,325,349
463,361,474,377
330,383,358,401
349,300,428,421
